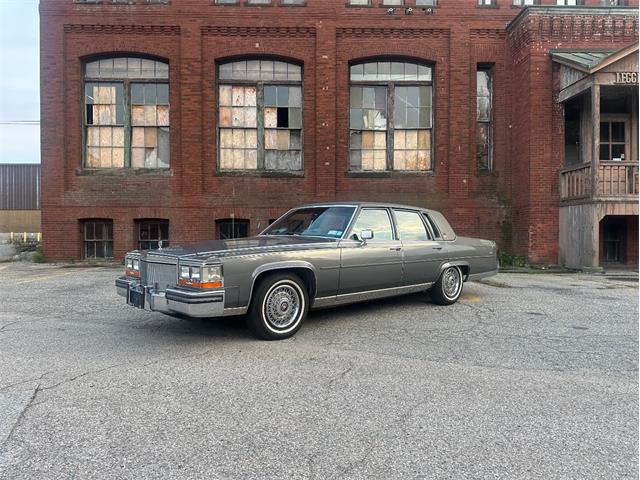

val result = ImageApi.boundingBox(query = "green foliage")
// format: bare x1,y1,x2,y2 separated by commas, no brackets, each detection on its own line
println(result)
499,251,526,268
32,248,45,263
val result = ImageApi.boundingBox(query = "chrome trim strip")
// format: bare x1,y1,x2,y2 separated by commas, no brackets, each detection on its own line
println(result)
165,287,224,298
312,282,433,309
467,269,499,281
224,307,249,317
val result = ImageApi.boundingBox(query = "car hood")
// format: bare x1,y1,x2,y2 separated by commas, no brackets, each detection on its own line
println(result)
142,235,339,261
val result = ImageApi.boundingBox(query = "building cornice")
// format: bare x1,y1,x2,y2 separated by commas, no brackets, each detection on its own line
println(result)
507,6,639,34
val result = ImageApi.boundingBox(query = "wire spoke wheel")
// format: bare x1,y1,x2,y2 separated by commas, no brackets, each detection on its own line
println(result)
263,282,302,330
442,267,462,300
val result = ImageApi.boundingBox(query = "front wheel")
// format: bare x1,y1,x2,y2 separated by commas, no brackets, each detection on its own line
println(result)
429,266,464,305
246,273,309,340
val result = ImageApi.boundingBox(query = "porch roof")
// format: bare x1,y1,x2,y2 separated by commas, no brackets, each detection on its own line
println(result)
550,43,639,74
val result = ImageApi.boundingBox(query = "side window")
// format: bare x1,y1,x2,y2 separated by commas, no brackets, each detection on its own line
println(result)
351,209,394,241
423,213,441,239
394,210,431,241
426,211,456,241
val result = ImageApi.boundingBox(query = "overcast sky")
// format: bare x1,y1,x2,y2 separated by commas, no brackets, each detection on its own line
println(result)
0,0,40,164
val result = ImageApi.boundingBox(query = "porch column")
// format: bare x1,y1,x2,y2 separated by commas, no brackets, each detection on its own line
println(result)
591,84,600,198
589,84,601,267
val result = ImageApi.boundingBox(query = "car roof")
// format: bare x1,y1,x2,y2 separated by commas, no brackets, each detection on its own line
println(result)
298,201,438,214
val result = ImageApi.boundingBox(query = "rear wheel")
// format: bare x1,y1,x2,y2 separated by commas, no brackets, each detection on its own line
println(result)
429,266,464,305
246,273,309,340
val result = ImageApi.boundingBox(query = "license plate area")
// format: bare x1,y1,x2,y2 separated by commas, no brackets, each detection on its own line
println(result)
128,286,145,309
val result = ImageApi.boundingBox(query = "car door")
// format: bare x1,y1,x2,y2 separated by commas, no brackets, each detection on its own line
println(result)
392,209,448,285
338,208,403,295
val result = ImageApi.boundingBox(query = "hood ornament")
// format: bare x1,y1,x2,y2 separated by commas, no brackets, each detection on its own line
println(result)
158,240,163,251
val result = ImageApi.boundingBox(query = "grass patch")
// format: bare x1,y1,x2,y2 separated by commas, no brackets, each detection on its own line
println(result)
499,251,527,268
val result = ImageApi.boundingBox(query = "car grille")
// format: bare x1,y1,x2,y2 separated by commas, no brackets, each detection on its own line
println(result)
141,259,177,291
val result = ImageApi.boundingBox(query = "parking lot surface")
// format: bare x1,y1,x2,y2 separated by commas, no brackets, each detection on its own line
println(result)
0,262,637,479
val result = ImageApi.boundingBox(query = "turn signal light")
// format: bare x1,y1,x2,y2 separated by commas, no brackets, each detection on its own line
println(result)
179,279,223,289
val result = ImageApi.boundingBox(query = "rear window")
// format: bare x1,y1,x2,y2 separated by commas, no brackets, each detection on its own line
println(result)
424,211,456,241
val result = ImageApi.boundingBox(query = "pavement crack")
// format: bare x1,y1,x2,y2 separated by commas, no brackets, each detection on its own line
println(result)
327,364,354,388
0,371,54,392
0,383,41,451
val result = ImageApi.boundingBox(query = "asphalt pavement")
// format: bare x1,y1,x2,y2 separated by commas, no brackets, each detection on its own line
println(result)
0,262,637,479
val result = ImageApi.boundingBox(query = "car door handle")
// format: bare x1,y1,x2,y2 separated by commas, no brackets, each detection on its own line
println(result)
432,246,443,250
389,247,402,251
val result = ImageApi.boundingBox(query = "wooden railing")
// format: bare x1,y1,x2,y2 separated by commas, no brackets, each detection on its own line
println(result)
560,164,591,200
597,162,639,197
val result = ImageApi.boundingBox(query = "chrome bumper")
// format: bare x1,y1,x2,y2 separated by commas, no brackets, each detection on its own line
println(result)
116,277,225,318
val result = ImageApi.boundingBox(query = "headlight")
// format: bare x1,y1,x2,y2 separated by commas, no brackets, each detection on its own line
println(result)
125,256,140,277
178,264,223,289
203,266,222,283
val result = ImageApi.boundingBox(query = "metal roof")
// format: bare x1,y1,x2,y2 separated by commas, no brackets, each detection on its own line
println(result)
550,43,638,74
549,51,616,71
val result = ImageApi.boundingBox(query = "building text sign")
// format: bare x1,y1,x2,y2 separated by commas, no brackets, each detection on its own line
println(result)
614,72,638,84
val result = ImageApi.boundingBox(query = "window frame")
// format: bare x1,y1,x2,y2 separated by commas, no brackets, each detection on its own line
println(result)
136,219,170,250
81,219,114,259
476,64,494,172
216,218,250,240
348,207,398,241
599,115,630,162
391,208,434,242
82,57,170,170
512,0,539,6
348,59,435,174
216,59,304,174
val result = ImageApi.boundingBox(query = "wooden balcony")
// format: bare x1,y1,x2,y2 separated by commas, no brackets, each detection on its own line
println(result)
560,162,639,202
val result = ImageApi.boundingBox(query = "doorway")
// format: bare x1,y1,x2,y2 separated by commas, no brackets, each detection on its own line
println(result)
599,215,639,266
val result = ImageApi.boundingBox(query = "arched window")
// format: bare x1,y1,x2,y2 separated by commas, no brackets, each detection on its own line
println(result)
217,59,303,172
349,60,433,172
84,57,169,169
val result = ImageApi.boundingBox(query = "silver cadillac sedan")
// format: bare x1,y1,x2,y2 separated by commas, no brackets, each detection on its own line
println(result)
116,203,498,340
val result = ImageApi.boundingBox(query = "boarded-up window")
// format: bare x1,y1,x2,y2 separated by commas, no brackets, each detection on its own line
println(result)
82,220,114,259
84,57,169,169
349,61,433,172
218,59,303,172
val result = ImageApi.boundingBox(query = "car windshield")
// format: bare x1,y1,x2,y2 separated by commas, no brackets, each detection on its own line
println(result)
263,206,356,239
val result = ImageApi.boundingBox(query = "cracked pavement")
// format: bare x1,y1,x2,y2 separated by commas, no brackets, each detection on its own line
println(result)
0,262,637,479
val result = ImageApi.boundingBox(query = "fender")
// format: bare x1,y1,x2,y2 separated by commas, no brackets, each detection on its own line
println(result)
247,261,318,306
439,261,471,281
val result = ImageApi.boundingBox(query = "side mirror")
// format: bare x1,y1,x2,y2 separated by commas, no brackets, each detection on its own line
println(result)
360,229,374,241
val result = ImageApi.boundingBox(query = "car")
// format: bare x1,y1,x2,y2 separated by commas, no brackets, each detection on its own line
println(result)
116,203,499,340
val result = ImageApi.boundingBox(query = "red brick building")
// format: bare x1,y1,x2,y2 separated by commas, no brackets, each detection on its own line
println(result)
40,0,639,268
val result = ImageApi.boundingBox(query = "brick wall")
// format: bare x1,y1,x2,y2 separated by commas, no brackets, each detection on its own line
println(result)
40,0,639,261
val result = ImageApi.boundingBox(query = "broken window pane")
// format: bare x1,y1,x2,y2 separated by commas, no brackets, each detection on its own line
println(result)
476,66,493,170
84,58,169,169
218,61,303,172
